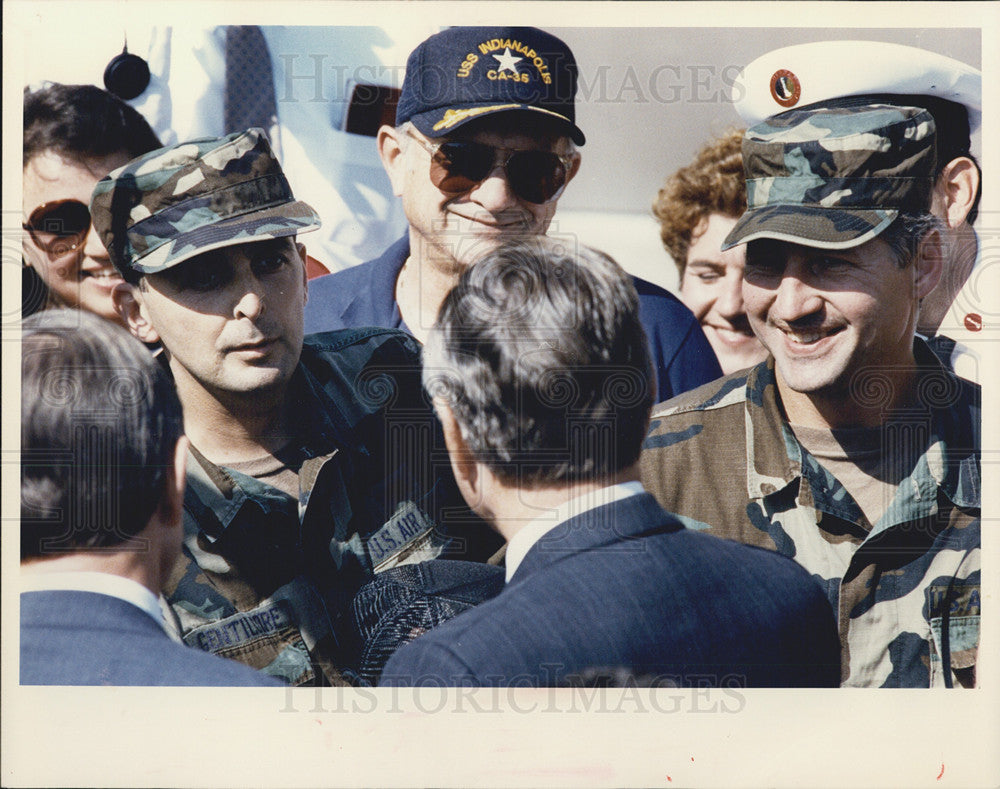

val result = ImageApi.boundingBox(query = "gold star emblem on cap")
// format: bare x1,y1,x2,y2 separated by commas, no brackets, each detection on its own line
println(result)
493,47,523,74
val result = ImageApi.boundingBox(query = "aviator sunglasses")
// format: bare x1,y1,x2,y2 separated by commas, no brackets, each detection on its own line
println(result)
23,199,93,257
407,129,574,205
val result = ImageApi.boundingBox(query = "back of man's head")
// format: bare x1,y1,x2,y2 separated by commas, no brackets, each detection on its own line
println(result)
21,309,184,559
422,238,654,485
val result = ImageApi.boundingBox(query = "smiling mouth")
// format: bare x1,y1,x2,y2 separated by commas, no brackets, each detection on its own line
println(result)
450,210,532,230
80,269,123,282
780,326,843,345
708,325,755,342
78,270,124,291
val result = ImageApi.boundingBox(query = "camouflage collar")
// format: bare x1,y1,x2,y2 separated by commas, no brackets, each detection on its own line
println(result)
743,359,804,502
181,363,342,542
184,447,245,540
909,339,980,512
744,342,980,521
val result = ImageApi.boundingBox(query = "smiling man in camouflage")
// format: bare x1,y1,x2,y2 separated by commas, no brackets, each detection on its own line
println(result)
91,128,498,686
640,105,980,688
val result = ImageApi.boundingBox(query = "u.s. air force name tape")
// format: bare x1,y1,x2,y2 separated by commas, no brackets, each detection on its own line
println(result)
368,499,439,570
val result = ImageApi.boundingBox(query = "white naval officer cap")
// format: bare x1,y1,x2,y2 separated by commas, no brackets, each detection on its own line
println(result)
731,40,982,139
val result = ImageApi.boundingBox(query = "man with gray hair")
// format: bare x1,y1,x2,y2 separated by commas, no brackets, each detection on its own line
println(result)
20,309,280,686
304,25,722,402
641,104,981,687
381,238,840,687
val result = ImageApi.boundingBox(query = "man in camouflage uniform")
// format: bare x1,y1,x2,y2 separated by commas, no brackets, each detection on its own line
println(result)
641,105,980,688
731,40,983,381
91,128,499,685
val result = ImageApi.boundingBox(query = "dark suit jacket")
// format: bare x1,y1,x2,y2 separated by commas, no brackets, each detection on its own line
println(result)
20,590,283,686
381,493,841,687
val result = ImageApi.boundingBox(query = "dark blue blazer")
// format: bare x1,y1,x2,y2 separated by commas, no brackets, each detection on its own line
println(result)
304,236,722,401
380,493,841,687
20,590,283,686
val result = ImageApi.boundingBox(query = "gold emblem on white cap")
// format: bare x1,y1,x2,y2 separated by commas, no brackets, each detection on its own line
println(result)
734,41,981,135
769,69,801,108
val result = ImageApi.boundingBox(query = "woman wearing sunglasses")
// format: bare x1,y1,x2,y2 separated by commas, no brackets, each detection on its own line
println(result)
22,83,161,324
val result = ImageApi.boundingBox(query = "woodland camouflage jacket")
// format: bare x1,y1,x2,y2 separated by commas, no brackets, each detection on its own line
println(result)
640,342,980,688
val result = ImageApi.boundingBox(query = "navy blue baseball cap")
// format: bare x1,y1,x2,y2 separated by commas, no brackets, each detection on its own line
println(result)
396,26,586,145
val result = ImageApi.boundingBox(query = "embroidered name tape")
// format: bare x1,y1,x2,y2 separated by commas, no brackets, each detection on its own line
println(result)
183,600,293,653
368,500,437,569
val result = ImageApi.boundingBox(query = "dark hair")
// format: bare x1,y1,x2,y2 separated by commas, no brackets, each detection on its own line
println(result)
422,237,654,486
878,212,945,269
23,83,161,165
652,128,747,276
21,309,184,558
915,96,981,225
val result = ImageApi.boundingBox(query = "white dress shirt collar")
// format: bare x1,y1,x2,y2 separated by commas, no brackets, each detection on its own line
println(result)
504,481,645,583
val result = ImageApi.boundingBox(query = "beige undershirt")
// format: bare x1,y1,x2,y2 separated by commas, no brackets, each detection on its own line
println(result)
790,421,922,528
224,443,305,501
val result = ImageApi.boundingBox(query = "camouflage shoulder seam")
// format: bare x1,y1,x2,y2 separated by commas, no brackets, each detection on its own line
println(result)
650,371,750,419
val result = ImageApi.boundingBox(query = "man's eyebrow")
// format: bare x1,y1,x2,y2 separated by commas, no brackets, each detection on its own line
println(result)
745,242,784,260
248,238,295,254
175,249,225,270
686,260,726,270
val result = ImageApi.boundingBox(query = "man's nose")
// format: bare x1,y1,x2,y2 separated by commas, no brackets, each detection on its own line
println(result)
468,165,521,212
233,287,265,321
715,272,746,319
772,271,823,323
82,223,110,261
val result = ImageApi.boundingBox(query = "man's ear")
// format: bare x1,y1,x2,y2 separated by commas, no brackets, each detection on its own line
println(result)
377,124,407,197
914,228,945,300
165,435,189,524
932,156,979,229
151,435,189,589
113,281,161,345
151,435,188,534
296,242,309,303
563,151,583,187
436,399,481,506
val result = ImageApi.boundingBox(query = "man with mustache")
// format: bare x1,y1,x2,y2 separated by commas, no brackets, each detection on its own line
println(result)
20,308,281,687
640,104,980,688
732,40,982,381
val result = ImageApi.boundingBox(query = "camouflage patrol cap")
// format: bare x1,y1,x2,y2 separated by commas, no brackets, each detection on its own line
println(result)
722,104,937,251
91,127,320,278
